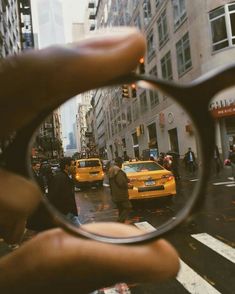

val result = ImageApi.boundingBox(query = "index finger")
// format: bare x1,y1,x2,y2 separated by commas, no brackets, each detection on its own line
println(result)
0,28,146,137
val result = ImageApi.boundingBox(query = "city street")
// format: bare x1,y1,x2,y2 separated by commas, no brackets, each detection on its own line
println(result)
74,167,235,294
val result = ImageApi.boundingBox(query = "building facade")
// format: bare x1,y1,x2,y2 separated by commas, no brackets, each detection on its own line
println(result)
86,0,235,161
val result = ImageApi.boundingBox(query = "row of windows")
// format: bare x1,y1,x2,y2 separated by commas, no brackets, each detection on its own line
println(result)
209,2,235,52
100,1,235,141
142,0,186,30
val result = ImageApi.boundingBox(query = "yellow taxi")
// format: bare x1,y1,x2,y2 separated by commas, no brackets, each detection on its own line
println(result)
122,160,176,200
74,158,104,188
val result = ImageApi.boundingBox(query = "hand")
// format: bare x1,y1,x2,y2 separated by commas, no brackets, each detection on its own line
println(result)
0,225,179,294
0,28,179,293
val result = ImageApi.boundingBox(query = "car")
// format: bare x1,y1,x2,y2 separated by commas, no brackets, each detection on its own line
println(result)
122,160,176,200
74,158,104,188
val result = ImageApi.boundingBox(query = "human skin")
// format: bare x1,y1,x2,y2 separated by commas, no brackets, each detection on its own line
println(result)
0,28,179,293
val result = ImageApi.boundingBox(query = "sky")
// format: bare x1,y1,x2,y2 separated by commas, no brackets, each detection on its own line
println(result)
31,0,87,42
30,0,88,152
62,0,87,42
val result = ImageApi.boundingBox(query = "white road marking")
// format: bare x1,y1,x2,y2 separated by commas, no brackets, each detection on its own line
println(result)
134,222,224,293
134,221,156,232
226,184,235,187
191,233,235,263
227,177,234,180
213,181,235,185
190,179,199,182
177,260,221,294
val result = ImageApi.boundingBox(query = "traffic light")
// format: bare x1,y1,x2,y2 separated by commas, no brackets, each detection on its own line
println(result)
131,83,137,98
139,57,145,74
122,84,130,98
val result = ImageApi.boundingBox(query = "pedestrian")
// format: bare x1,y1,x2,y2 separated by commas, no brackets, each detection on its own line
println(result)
228,145,235,180
108,157,132,223
184,147,196,176
47,157,80,225
157,152,165,166
31,161,45,193
168,151,180,180
213,145,222,176
40,161,53,192
0,28,179,293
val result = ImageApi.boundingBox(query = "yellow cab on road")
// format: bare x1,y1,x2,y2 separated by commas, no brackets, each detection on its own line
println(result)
74,158,104,188
122,160,176,200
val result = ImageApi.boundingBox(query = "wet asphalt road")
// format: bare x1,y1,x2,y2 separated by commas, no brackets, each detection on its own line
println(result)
75,167,234,294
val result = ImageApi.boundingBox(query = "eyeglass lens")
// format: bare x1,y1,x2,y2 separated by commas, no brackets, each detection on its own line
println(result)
28,82,234,238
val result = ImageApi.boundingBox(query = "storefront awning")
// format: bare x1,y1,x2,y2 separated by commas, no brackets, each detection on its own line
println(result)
211,105,235,118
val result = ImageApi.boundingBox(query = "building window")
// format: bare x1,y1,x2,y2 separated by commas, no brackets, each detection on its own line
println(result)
127,105,132,125
114,119,117,134
161,51,173,80
148,123,158,149
133,99,139,121
156,0,164,9
148,123,157,140
122,138,126,148
147,30,156,62
134,13,141,29
117,116,122,132
176,32,192,76
172,0,186,29
111,123,114,136
209,2,235,52
143,0,152,26
140,91,148,113
157,9,168,48
149,66,159,107
122,112,127,129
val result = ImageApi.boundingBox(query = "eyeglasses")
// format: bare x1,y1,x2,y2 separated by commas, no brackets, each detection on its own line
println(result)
1,62,234,244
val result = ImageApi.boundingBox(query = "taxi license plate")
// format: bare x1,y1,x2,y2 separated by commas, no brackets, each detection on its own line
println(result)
145,180,155,186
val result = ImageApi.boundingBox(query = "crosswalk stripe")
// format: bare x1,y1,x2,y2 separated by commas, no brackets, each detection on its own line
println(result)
213,181,235,185
134,222,227,294
177,260,221,294
226,184,235,187
191,233,235,263
134,221,156,232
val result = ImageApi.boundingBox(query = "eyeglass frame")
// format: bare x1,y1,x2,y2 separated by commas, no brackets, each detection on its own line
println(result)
2,62,234,244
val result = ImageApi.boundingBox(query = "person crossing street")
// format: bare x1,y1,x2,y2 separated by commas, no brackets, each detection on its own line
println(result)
108,157,132,223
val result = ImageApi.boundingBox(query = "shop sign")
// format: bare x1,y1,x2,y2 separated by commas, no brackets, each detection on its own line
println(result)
211,105,235,118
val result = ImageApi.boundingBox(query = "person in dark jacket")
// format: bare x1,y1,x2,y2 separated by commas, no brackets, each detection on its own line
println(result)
228,145,235,179
48,157,80,225
108,157,132,223
32,161,45,193
213,145,222,176
184,147,196,175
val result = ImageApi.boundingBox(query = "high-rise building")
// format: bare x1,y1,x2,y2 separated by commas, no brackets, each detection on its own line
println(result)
34,0,65,48
87,0,235,161
0,0,34,57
